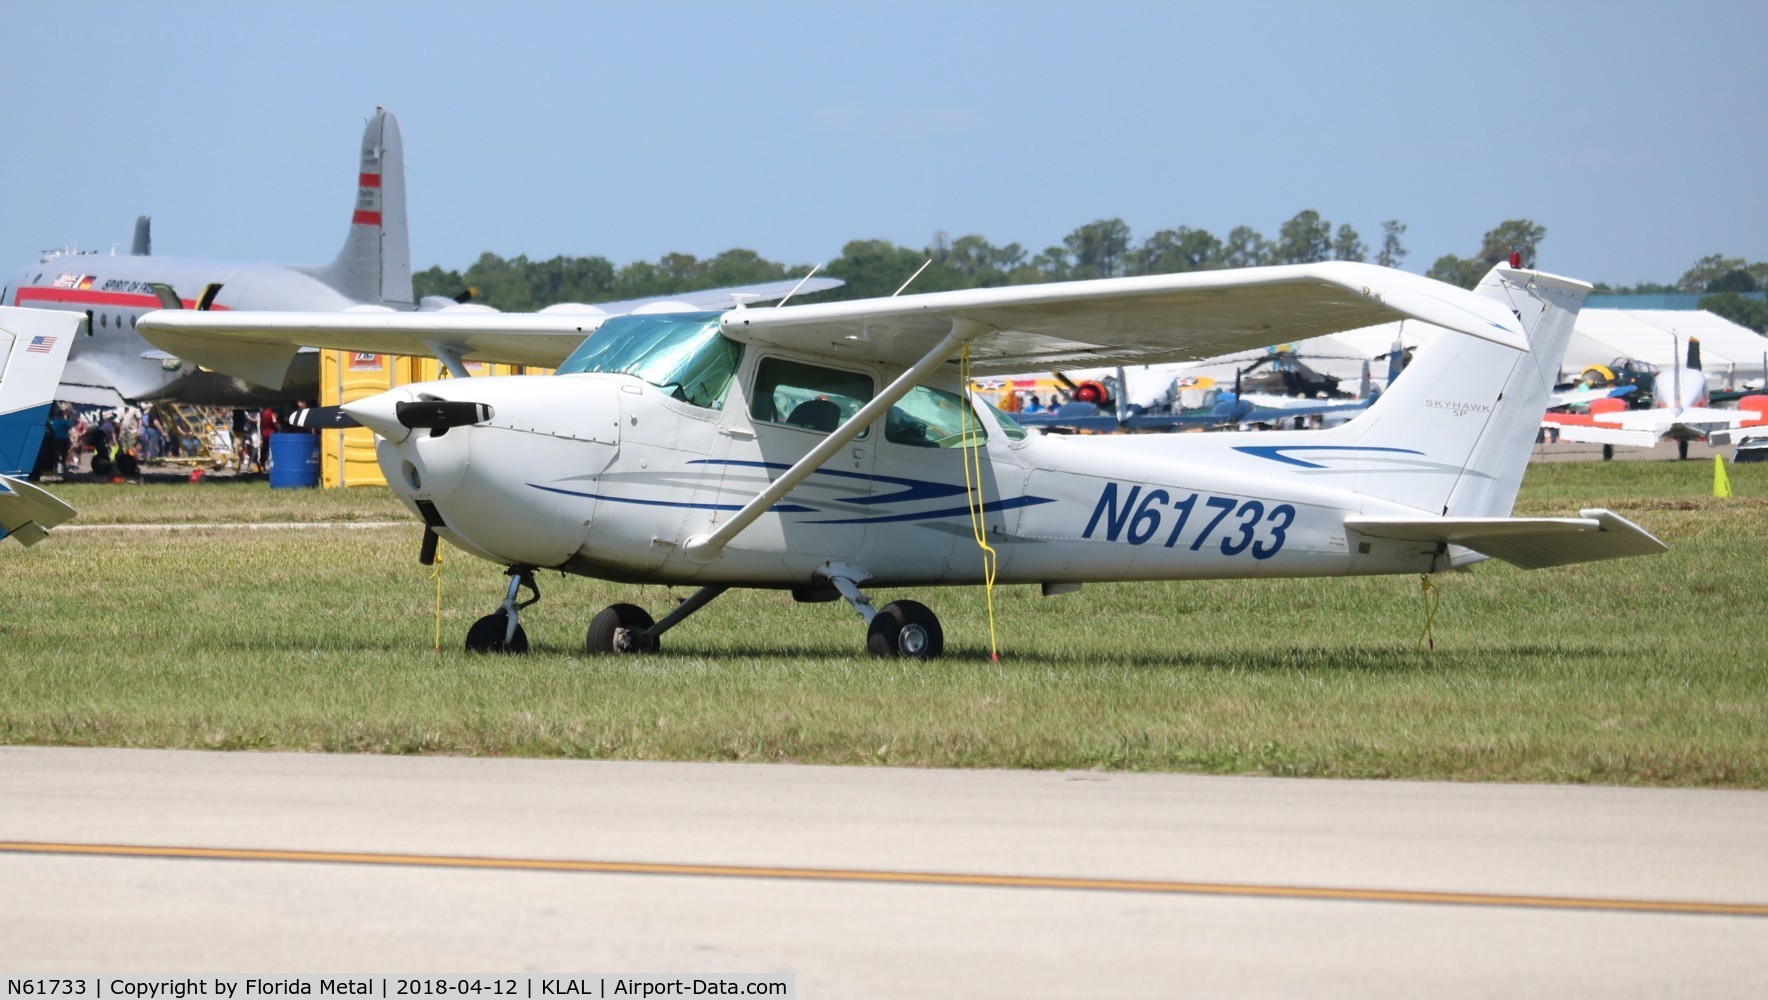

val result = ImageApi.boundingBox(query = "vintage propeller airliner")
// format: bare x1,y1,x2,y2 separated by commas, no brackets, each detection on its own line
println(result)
138,262,1666,658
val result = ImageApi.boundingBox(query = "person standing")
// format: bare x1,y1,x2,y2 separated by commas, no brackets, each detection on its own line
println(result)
230,408,252,473
49,404,74,474
258,405,280,470
140,410,163,462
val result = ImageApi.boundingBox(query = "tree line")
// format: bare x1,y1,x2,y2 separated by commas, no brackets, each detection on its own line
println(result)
412,212,1765,331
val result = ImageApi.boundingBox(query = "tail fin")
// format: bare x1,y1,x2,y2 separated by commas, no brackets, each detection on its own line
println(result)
1302,266,1589,517
0,307,81,476
297,108,413,307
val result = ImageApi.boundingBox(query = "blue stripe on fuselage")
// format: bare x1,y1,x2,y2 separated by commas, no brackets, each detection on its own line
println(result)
532,461,1053,525
1233,444,1426,469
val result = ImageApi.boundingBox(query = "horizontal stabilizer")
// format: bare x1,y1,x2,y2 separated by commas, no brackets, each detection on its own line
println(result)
1345,508,1667,569
1548,424,1662,448
0,475,77,547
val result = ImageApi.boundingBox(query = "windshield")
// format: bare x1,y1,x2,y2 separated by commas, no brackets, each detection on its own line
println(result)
555,312,742,409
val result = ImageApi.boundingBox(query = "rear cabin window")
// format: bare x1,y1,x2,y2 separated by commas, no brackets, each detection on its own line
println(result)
750,357,873,436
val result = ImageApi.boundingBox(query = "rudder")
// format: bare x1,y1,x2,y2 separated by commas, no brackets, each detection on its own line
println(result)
1327,265,1589,517
297,107,414,307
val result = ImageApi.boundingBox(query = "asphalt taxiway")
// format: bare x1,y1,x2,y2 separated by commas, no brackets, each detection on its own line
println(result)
3,747,1764,997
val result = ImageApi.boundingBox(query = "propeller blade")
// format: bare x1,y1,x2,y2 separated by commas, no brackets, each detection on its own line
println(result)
288,405,359,430
395,400,494,430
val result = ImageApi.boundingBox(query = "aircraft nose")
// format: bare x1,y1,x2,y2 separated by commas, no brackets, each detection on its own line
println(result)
342,390,495,443
343,389,414,442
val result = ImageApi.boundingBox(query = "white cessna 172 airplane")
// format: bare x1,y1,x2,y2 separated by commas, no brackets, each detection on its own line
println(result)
138,262,1667,658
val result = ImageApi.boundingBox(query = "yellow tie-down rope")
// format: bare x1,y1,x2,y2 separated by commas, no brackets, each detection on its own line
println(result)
1416,573,1439,652
431,550,445,653
959,345,1002,661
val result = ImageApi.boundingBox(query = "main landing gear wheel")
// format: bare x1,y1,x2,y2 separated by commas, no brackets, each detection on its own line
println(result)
465,611,529,654
866,600,944,660
587,603,659,654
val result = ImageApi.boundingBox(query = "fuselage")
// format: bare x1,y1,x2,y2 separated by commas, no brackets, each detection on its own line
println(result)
358,313,1452,591
4,252,365,405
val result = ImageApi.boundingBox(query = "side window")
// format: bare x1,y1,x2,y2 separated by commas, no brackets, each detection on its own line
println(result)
983,398,1028,443
750,357,873,436
886,385,988,449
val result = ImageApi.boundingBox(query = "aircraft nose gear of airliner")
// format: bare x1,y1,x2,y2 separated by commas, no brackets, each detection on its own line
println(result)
465,567,540,654
822,563,945,660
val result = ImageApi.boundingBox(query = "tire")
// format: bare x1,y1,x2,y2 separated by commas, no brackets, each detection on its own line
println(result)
465,611,529,654
586,603,658,654
866,600,943,660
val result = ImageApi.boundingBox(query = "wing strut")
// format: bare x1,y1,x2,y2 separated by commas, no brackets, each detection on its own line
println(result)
681,319,990,563
425,339,471,379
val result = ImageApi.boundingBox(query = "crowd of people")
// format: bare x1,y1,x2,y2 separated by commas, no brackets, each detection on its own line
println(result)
29,401,315,483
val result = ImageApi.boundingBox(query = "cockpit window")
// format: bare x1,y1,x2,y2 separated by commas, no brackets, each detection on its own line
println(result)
751,357,873,437
555,311,742,409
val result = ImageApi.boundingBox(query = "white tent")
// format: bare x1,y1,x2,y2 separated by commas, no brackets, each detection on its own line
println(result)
1564,310,1768,388
1152,309,1767,405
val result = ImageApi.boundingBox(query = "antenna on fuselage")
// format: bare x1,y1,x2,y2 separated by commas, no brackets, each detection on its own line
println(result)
773,263,826,309
892,259,934,297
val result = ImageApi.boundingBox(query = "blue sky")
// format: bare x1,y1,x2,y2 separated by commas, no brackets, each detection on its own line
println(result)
4,2,1762,288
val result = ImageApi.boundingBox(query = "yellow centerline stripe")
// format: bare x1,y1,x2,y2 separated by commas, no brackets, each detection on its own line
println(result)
3,840,1764,918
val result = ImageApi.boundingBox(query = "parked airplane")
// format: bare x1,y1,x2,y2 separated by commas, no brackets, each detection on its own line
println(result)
1015,357,1381,433
5,108,838,407
0,307,80,546
4,108,417,407
1543,337,1761,457
138,262,1667,658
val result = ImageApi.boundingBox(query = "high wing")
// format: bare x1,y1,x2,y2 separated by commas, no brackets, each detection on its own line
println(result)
136,277,843,389
716,262,1525,374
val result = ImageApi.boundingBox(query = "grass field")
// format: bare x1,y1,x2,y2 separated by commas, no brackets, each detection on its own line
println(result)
4,459,1764,786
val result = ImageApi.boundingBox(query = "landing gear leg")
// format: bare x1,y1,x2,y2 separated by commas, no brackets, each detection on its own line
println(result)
819,563,944,660
465,567,539,654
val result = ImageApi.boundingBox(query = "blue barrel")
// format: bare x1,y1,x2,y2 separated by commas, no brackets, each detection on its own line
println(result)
268,432,321,488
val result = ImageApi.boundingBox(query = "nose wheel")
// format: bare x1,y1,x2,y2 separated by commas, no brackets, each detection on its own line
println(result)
465,568,539,654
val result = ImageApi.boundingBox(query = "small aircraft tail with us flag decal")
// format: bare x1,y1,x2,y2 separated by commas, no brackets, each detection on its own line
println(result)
0,307,79,545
